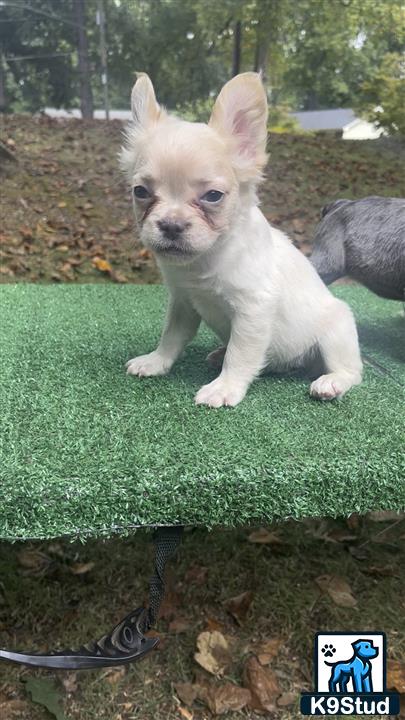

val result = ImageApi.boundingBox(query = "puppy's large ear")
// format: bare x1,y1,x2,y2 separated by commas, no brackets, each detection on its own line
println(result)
131,72,160,128
209,72,268,180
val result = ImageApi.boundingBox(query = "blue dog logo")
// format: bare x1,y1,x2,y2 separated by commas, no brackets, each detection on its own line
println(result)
325,639,379,693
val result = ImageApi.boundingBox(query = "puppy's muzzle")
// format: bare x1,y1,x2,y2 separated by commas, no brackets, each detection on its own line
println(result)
157,219,190,242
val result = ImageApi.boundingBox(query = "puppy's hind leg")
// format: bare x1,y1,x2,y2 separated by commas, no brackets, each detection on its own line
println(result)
310,299,363,400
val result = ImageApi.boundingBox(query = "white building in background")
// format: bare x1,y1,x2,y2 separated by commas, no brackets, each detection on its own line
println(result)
290,108,384,140
43,107,133,120
42,106,384,140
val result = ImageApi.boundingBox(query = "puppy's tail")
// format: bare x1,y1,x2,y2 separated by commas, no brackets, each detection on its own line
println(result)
321,199,351,219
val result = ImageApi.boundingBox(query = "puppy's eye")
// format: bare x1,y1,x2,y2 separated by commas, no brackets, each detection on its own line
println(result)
201,190,224,203
133,185,151,200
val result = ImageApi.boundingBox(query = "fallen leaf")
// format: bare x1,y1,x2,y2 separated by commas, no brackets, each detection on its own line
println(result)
315,574,357,608
205,682,251,715
92,256,112,273
57,201,67,208
194,631,232,676
178,706,193,720
205,617,225,633
247,528,283,544
243,655,281,713
251,637,284,665
363,565,397,577
277,692,296,707
388,660,405,693
19,226,33,241
17,549,50,573
175,682,198,707
158,590,182,620
224,591,254,625
25,678,66,720
0,265,14,276
111,270,128,283
185,565,208,586
69,561,95,575
104,667,126,685
169,617,190,634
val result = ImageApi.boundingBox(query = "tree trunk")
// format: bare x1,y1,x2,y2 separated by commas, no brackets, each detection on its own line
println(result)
254,39,268,85
232,20,242,77
72,0,93,119
0,50,6,112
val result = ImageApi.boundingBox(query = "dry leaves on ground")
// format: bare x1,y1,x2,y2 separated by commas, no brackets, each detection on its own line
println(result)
223,590,254,625
175,678,251,716
17,549,51,575
250,637,284,666
184,564,209,586
69,561,95,576
277,691,297,707
243,655,281,713
194,631,232,676
315,574,357,608
178,706,193,720
247,528,283,545
388,660,405,693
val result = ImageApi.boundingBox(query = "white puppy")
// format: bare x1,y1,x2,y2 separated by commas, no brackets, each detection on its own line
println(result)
121,72,362,408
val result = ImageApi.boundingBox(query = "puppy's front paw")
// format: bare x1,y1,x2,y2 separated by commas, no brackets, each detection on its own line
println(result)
310,373,343,400
126,351,171,378
195,376,246,408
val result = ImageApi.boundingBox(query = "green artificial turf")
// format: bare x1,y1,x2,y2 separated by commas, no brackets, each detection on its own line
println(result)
1,284,404,541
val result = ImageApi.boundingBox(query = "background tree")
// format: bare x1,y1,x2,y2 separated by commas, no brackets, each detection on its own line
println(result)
0,0,403,134
72,0,93,118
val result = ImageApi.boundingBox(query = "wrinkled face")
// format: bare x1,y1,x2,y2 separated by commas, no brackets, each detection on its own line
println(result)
131,120,239,262
121,72,268,265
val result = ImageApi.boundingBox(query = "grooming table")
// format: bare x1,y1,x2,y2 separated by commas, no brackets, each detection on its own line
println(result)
1,284,404,668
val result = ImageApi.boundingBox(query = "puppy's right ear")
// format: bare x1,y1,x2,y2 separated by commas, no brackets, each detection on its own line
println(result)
131,73,160,128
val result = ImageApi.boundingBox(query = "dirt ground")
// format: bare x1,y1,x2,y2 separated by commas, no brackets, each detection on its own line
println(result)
0,115,404,720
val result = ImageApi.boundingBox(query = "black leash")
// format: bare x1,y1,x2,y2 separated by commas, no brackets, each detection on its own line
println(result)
0,526,184,670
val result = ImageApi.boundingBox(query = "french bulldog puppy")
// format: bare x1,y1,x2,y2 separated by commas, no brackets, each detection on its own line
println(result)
310,196,405,301
121,72,362,407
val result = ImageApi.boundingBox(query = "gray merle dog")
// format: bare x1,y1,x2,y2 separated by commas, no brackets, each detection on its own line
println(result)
310,196,405,300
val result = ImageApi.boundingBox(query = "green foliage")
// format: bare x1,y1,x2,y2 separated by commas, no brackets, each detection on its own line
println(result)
268,104,302,133
0,0,404,134
356,52,405,135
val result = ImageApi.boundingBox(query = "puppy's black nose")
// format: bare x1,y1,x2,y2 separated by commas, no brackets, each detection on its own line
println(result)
157,219,188,241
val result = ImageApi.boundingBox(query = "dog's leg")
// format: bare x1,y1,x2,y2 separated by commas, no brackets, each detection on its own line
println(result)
363,675,372,693
126,295,200,377
310,299,362,400
206,345,227,369
195,314,270,407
